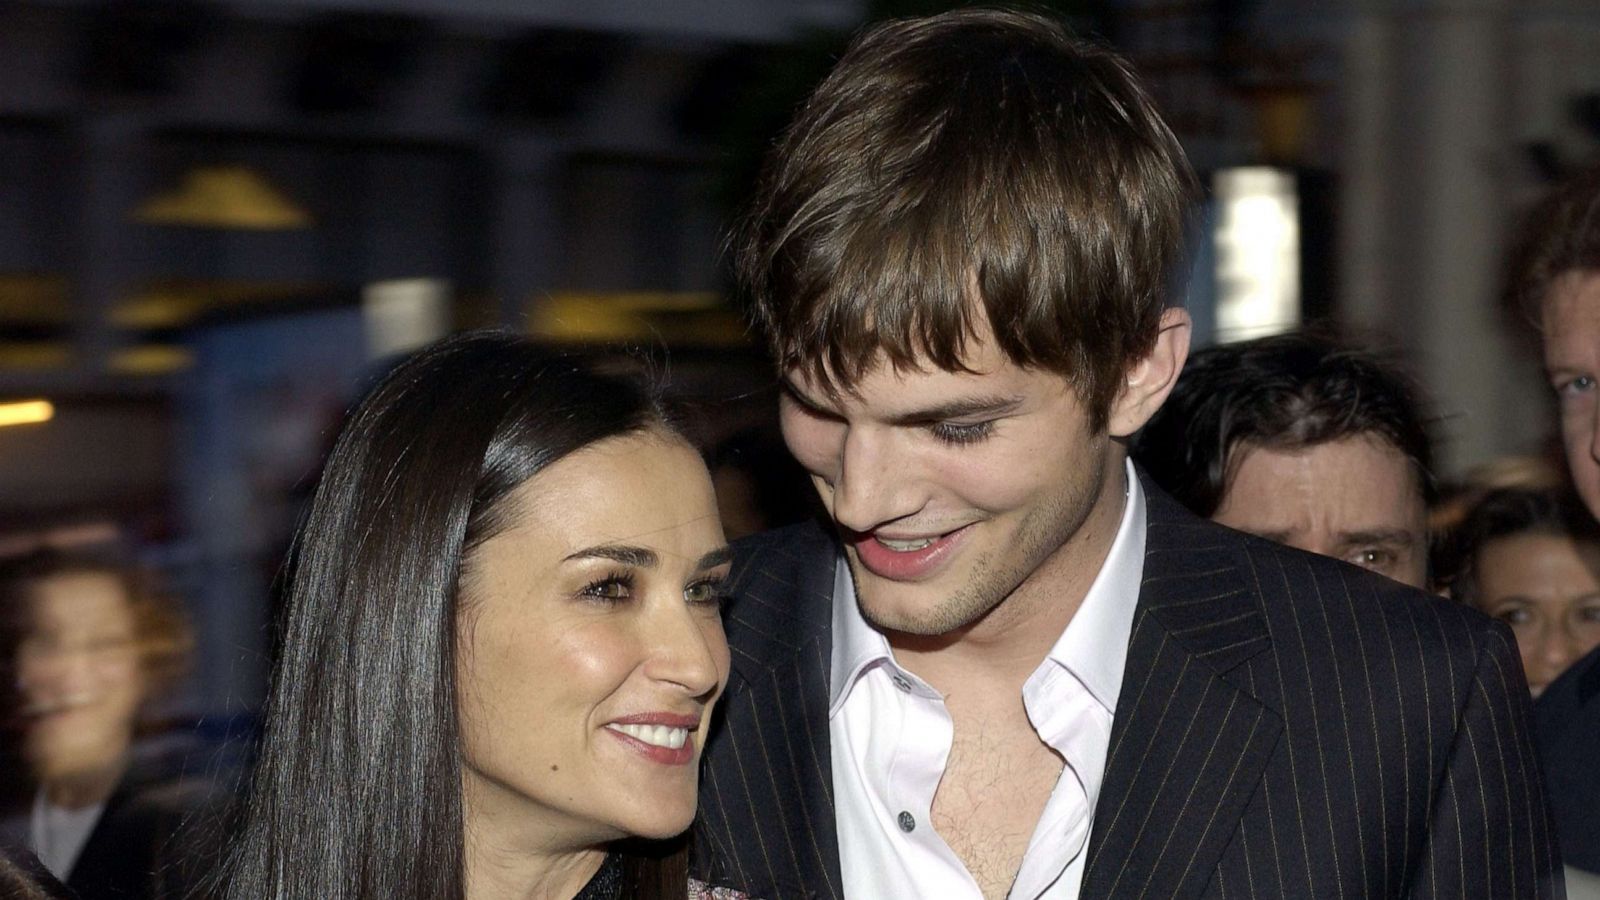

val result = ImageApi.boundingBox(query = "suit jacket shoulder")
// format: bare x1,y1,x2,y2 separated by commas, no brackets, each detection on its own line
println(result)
1083,485,1560,898
695,490,1562,899
694,520,842,899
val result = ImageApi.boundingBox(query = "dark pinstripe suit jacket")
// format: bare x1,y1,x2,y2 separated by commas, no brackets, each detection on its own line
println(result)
692,476,1563,899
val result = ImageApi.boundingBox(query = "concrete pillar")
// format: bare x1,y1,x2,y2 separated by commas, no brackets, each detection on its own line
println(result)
1341,0,1548,473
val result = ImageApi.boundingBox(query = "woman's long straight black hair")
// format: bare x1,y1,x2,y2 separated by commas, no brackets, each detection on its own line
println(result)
221,331,672,900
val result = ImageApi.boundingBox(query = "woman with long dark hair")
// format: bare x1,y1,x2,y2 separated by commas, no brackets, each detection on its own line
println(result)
221,332,731,900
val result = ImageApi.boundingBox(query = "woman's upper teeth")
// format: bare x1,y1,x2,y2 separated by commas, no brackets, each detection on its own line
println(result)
609,723,688,749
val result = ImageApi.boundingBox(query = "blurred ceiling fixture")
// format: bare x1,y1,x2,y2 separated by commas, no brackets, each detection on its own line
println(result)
109,345,194,375
0,400,54,428
529,292,745,345
1213,167,1301,342
133,165,313,230
362,278,452,361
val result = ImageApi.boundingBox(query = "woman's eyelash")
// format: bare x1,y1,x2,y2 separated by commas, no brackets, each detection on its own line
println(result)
686,575,731,607
580,570,634,601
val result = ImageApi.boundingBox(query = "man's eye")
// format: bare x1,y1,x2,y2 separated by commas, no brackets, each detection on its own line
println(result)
1557,375,1596,398
930,420,996,446
1347,548,1394,571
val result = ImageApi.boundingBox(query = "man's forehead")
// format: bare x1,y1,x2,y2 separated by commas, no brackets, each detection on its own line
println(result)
1542,270,1600,336
1228,434,1426,503
782,353,1066,407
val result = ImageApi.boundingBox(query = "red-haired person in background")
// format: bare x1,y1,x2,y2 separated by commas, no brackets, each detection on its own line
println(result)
0,550,201,899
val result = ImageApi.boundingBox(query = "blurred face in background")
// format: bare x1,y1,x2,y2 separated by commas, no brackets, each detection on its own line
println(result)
1471,532,1600,698
1543,270,1600,520
15,571,146,788
1211,434,1430,588
456,430,731,850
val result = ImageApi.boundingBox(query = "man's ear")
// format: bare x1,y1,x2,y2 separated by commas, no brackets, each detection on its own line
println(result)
1107,307,1191,439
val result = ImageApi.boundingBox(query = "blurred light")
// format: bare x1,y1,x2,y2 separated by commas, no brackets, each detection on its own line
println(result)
0,275,70,323
112,292,210,329
0,343,72,370
363,279,451,360
134,165,313,230
530,292,745,344
0,521,120,557
0,400,54,428
109,345,194,374
1214,167,1300,342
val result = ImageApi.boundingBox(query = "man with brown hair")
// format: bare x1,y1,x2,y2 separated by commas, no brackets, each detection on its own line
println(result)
693,9,1558,899
1517,163,1600,889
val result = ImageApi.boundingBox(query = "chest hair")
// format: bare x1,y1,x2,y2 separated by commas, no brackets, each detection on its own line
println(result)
931,716,1065,900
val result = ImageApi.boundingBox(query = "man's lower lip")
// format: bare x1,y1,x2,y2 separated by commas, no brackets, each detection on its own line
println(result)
604,728,695,766
852,526,970,580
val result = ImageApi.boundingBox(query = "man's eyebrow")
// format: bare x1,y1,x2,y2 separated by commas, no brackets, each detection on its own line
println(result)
696,546,734,571
1337,529,1416,548
779,378,830,412
564,545,658,567
781,378,1023,424
883,395,1024,425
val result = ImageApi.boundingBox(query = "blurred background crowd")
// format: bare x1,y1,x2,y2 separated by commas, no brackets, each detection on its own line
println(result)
2,0,1600,896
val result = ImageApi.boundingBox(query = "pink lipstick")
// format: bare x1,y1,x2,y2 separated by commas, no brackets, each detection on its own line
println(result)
603,712,700,766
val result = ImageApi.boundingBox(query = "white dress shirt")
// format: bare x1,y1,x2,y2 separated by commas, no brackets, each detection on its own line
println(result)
30,788,104,880
829,460,1146,900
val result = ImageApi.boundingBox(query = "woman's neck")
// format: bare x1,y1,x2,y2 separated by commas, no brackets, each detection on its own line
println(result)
462,773,614,900
464,837,606,900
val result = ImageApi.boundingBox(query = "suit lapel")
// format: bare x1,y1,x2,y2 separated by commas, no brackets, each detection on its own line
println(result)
1081,481,1283,899
698,522,845,899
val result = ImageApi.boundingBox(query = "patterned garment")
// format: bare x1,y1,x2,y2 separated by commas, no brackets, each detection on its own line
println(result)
689,877,754,899
693,472,1564,900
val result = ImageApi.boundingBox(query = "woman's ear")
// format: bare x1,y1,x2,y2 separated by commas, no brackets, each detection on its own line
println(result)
1107,307,1191,439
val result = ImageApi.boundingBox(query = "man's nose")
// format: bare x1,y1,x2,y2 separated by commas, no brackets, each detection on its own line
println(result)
831,428,920,532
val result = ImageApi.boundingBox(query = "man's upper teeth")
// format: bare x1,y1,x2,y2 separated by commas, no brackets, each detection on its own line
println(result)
611,723,688,749
879,536,936,551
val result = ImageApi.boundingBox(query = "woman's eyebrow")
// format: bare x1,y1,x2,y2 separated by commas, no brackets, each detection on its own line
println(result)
564,545,657,567
696,547,734,571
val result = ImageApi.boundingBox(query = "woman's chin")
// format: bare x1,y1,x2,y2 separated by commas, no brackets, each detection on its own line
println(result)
613,799,697,842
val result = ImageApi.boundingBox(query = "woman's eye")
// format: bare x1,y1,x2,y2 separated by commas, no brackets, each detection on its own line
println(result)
685,577,727,608
580,573,633,602
931,420,996,446
1495,606,1532,626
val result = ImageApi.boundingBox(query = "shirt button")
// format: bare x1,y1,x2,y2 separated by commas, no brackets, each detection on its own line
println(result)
897,811,916,833
891,674,912,693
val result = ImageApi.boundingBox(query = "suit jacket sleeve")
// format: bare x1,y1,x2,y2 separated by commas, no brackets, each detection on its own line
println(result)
1405,622,1563,898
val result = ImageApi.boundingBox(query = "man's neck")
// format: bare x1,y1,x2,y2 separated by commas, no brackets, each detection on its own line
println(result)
889,460,1129,695
40,754,129,810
